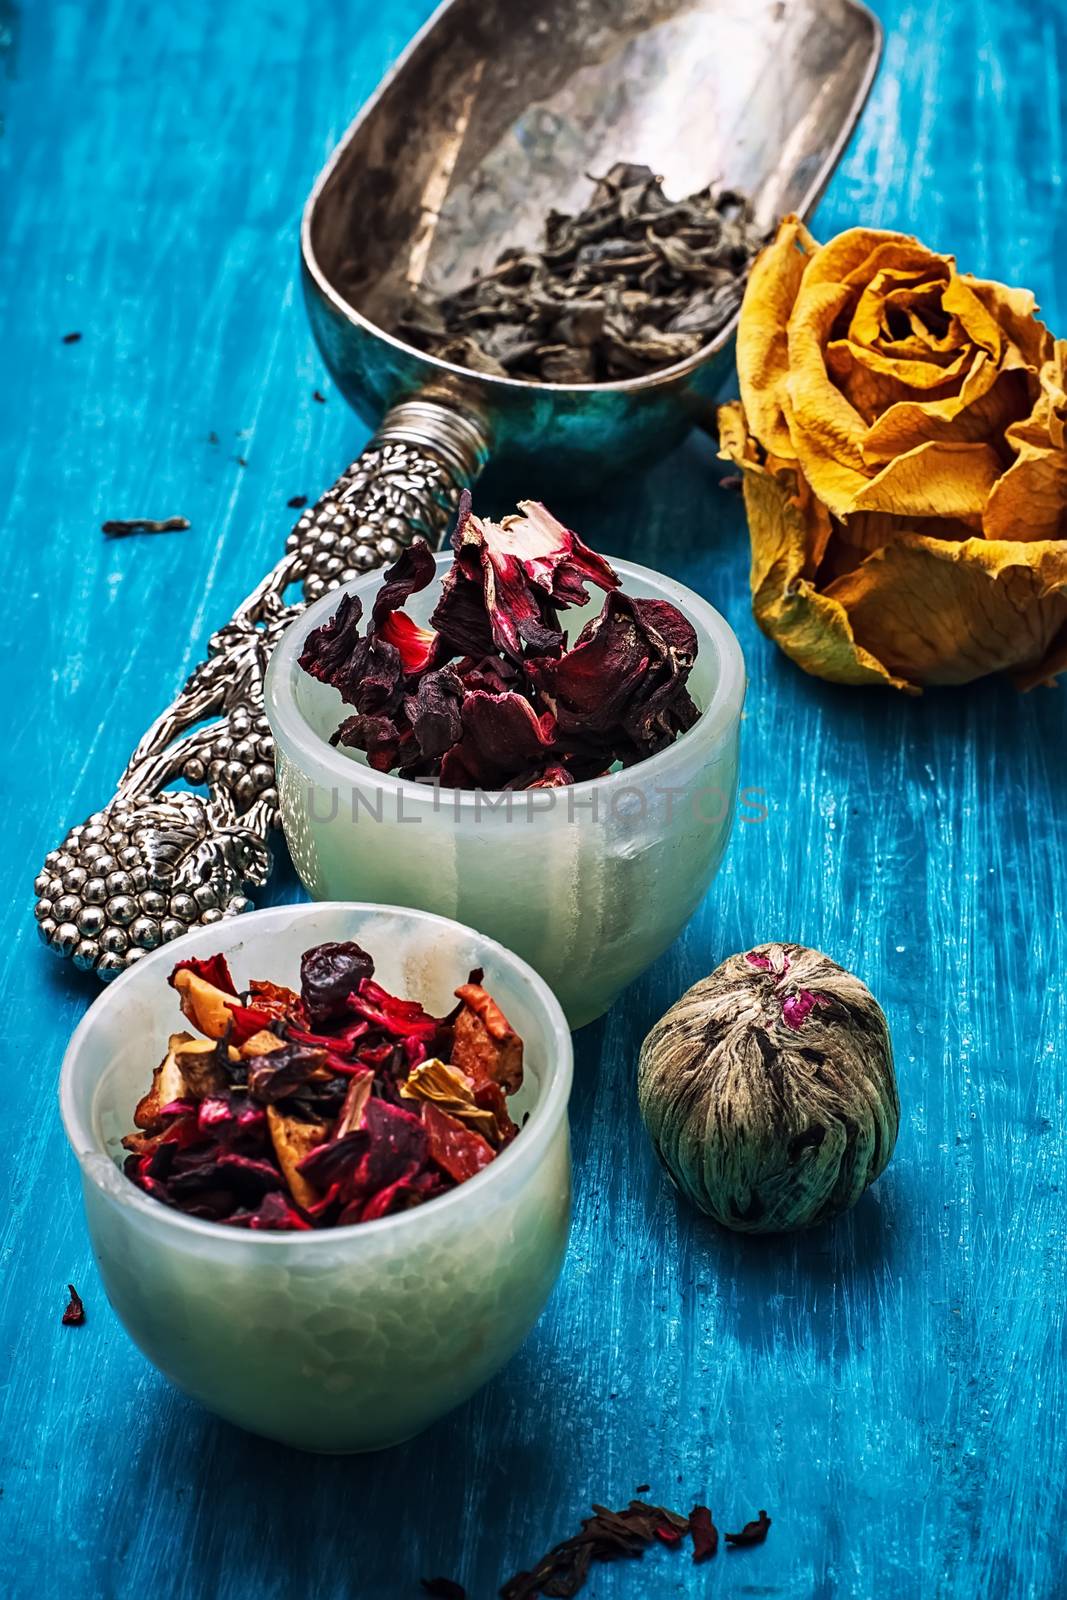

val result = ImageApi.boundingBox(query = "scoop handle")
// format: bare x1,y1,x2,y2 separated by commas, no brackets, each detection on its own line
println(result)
34,399,489,981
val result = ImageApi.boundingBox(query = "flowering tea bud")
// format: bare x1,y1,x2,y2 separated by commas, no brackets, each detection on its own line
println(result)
637,943,898,1232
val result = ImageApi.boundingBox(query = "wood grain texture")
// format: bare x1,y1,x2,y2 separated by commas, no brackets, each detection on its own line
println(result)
1,1,1065,1595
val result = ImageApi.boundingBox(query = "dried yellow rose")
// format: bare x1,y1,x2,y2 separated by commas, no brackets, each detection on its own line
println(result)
719,217,1067,690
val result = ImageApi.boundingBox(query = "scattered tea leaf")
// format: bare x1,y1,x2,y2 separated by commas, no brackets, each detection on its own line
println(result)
689,1505,718,1562
102,517,190,538
501,1499,768,1596
725,1510,772,1547
288,494,308,509
312,389,326,403
61,331,82,345
61,1284,85,1326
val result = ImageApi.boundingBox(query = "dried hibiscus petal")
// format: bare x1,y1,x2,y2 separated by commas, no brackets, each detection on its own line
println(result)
298,590,369,704
459,691,556,778
448,497,618,660
405,666,464,760
61,1284,86,1326
380,609,439,674
724,1510,771,1547
689,1505,718,1561
370,537,436,627
236,1192,313,1231
349,979,439,1042
171,953,237,994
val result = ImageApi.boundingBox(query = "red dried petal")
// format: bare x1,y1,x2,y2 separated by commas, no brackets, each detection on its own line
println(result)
239,1192,314,1231
299,1098,428,1201
354,1168,435,1222
61,1284,86,1326
405,666,464,760
350,978,439,1042
298,590,368,703
380,609,440,674
445,498,618,660
461,690,556,769
370,537,436,628
224,1002,274,1045
724,1510,771,1547
170,953,237,996
689,1505,718,1562
781,990,829,1029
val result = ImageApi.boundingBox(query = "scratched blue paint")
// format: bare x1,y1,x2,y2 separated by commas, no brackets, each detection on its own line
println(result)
1,1,1065,1596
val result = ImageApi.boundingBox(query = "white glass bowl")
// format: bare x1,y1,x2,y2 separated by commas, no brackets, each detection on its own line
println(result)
59,902,572,1453
266,554,746,1027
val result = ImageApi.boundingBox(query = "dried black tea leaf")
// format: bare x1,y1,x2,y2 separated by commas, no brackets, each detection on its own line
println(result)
62,1284,86,1326
287,494,308,509
102,517,190,538
61,331,82,344
396,163,768,384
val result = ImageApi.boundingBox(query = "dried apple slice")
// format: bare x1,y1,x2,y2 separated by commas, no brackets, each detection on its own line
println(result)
451,984,523,1092
266,1107,328,1211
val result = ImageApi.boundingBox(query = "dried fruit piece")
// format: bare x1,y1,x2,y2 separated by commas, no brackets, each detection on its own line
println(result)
247,1041,329,1102
172,1037,229,1099
266,1107,329,1211
421,1102,496,1183
399,1057,500,1140
451,984,523,1093
133,1032,195,1129
300,940,375,1029
171,968,240,1040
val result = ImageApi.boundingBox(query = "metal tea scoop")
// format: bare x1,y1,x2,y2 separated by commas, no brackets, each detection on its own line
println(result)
35,0,881,978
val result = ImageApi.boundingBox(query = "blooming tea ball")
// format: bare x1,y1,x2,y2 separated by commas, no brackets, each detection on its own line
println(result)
637,944,898,1232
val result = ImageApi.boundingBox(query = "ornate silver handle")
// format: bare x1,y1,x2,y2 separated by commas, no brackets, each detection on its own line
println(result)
35,399,489,980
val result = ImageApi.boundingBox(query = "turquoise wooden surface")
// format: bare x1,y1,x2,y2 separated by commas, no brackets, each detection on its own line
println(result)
2,1,1065,1595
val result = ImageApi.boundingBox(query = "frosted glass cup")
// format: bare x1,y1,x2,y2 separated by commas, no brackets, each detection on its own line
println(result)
266,555,746,1027
60,902,573,1453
